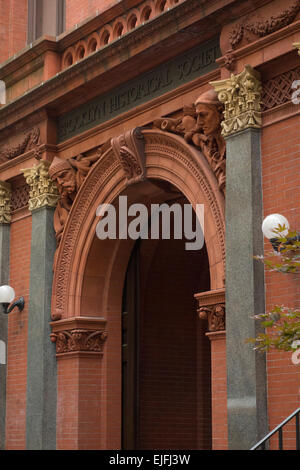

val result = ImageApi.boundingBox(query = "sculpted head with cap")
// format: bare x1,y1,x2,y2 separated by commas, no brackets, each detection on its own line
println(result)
49,157,77,199
194,89,224,139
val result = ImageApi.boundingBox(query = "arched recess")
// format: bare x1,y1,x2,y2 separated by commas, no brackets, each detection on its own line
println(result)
51,128,225,322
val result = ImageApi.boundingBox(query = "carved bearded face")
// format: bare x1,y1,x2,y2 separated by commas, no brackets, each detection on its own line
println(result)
54,168,76,198
195,103,222,137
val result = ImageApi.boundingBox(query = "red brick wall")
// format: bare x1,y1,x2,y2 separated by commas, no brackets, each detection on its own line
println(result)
262,114,300,450
138,236,211,449
208,332,227,450
56,355,104,450
0,0,28,64
5,215,31,449
65,0,120,30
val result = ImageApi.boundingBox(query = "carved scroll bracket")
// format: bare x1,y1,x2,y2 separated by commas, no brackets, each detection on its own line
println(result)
0,181,12,224
195,288,225,332
211,65,262,138
111,127,146,185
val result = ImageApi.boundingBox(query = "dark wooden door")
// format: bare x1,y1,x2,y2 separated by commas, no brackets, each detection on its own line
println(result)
122,240,140,450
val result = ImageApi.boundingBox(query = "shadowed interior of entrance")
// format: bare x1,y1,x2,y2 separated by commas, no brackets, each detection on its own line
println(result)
122,191,212,450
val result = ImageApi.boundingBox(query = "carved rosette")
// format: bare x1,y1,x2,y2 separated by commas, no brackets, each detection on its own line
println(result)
111,127,146,184
0,181,12,224
50,328,107,355
195,288,225,332
22,160,60,211
211,65,262,137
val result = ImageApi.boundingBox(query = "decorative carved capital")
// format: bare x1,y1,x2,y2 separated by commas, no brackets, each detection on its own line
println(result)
50,329,107,355
294,42,300,56
50,317,107,356
195,288,225,332
0,181,12,224
111,127,146,184
22,160,60,211
210,65,262,137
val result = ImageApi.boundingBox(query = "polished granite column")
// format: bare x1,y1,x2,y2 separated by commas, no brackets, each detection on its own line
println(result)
22,161,60,450
212,66,268,449
0,181,11,450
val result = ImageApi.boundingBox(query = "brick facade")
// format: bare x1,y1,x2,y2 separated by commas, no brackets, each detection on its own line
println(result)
0,0,299,451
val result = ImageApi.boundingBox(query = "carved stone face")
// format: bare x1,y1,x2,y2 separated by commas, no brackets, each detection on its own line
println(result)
54,168,76,198
195,103,222,137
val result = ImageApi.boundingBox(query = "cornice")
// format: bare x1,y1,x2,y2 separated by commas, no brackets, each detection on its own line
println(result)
0,0,220,132
0,1,198,127
56,0,145,50
50,316,107,332
0,0,145,79
0,37,58,81
0,0,280,132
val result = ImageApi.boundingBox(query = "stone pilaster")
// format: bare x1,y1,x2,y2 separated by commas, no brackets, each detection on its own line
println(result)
211,66,268,450
0,181,11,450
22,161,59,449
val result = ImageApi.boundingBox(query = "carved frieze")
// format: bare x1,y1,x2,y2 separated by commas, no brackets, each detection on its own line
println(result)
0,181,12,224
50,328,107,355
111,127,146,184
211,65,262,137
22,161,60,211
195,288,225,332
153,89,226,194
228,0,300,50
0,128,41,164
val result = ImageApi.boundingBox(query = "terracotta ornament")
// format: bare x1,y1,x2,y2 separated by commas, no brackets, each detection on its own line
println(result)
0,127,41,163
49,149,103,246
198,304,226,332
111,127,146,185
153,89,226,195
195,288,226,332
229,0,300,50
50,328,107,355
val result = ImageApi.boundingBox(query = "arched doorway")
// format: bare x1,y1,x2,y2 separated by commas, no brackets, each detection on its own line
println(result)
121,186,211,450
50,128,225,449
